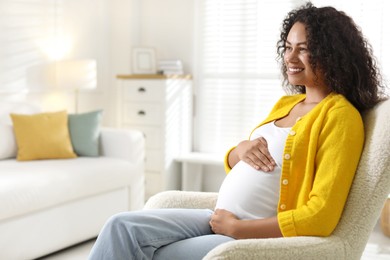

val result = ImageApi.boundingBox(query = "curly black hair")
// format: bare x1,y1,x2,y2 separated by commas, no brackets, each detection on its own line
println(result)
277,2,386,111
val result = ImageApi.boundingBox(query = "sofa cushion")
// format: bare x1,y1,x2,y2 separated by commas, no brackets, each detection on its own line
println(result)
11,111,77,161
0,124,17,159
0,157,138,221
68,110,103,157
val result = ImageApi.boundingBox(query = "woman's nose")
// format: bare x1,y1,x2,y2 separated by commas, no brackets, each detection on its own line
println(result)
285,51,298,63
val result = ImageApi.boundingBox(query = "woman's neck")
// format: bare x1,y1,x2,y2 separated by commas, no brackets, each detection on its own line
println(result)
304,86,331,104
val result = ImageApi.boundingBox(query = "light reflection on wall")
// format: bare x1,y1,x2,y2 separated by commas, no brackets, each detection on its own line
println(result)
0,0,65,94
163,78,192,189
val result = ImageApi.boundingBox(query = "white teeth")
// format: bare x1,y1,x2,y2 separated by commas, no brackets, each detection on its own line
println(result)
288,67,303,72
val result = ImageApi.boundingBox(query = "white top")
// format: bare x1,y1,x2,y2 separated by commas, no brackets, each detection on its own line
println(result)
215,121,291,220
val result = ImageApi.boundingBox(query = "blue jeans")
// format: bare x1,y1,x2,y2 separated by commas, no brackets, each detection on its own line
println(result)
88,209,234,260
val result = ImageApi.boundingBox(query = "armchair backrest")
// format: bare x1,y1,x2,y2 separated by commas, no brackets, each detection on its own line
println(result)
333,99,390,259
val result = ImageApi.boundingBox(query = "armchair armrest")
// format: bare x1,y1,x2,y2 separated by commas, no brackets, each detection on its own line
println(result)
204,236,344,260
144,190,218,210
144,190,346,259
100,127,145,163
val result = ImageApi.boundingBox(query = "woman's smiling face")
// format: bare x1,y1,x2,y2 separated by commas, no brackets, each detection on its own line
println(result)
284,22,324,89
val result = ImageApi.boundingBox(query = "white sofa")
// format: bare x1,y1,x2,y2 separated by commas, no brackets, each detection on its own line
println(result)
0,102,145,260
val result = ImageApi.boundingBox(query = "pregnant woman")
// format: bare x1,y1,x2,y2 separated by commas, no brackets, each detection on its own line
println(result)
88,3,384,260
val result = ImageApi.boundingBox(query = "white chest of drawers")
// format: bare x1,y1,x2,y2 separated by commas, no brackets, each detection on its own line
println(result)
116,74,192,198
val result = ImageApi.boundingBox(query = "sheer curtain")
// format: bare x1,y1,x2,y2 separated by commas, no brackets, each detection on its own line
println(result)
194,0,389,154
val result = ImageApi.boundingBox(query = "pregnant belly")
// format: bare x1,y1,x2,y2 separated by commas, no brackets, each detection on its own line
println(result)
215,161,281,220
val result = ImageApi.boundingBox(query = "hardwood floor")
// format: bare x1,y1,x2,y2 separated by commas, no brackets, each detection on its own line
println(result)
37,239,95,260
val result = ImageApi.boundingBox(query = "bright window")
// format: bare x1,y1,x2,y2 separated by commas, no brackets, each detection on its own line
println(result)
194,0,389,154
310,0,390,81
194,0,303,154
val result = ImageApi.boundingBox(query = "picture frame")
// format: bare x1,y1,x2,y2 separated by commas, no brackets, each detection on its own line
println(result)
132,47,156,74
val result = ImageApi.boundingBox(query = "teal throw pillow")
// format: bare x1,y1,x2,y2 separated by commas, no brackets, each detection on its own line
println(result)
68,110,103,157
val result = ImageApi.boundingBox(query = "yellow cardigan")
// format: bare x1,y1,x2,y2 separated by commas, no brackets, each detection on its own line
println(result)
224,93,364,237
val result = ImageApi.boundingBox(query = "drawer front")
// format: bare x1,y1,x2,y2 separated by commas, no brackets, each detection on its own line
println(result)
123,80,164,102
123,103,161,125
121,126,161,149
145,150,162,171
130,126,162,150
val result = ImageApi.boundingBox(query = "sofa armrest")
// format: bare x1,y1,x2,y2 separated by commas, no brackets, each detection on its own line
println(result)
100,127,145,164
144,190,218,210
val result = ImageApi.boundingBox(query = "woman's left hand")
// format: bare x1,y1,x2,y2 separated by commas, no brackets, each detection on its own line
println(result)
209,209,239,238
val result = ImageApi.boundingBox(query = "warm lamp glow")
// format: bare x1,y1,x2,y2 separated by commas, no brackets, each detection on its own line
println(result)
55,60,97,90
37,36,72,61
55,59,97,113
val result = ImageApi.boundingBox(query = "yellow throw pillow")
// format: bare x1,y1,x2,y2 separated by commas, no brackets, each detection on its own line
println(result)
11,111,77,161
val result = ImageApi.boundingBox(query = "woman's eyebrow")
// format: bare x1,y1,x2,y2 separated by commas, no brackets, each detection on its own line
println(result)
286,40,308,46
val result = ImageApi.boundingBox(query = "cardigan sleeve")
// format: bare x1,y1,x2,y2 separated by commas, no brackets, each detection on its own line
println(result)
223,146,236,173
277,105,364,237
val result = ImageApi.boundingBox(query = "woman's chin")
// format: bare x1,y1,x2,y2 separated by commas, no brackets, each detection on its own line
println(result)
287,77,305,86
288,81,302,86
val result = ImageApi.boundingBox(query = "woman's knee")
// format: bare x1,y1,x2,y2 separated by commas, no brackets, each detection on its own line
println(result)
102,211,139,235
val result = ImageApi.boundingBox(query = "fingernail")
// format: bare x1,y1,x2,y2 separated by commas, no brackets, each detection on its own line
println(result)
262,167,268,172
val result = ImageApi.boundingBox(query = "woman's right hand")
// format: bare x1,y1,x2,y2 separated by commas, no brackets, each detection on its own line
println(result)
229,137,276,172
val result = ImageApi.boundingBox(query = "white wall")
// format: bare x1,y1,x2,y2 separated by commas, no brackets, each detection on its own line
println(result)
135,0,195,74
0,0,112,123
0,0,224,191
0,0,195,127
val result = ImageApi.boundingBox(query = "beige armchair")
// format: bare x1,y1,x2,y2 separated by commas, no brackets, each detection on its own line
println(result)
144,99,390,260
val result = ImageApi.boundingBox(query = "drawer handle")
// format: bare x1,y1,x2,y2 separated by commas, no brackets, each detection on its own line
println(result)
138,110,146,116
138,87,146,93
